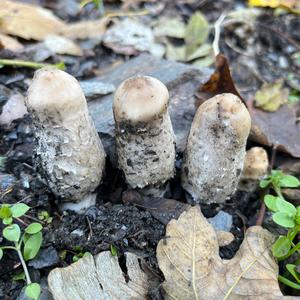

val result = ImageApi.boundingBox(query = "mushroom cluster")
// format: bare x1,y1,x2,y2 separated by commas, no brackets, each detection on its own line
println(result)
26,69,251,210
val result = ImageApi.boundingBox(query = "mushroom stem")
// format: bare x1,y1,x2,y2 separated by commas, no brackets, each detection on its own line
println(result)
113,76,175,192
181,93,251,204
26,68,106,203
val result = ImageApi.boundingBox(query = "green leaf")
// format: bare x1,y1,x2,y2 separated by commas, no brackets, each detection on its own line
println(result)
186,43,212,61
276,197,296,216
0,205,12,219
3,217,13,225
25,223,42,234
264,195,279,212
185,12,210,57
272,236,292,258
259,179,271,188
286,264,300,284
0,248,3,260
72,255,79,262
110,244,117,256
83,251,91,258
12,272,26,282
3,224,21,242
23,232,42,261
25,283,41,300
273,212,295,228
280,175,300,188
11,203,30,218
278,275,300,290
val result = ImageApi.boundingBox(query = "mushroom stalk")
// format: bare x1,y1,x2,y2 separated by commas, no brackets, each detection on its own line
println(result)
26,68,106,203
181,93,251,204
113,76,175,193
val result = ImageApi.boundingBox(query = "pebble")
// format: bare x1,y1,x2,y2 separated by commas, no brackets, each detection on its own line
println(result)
28,246,59,269
208,211,233,232
80,80,115,100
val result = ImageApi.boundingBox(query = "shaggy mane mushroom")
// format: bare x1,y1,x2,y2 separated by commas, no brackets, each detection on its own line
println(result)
26,68,106,208
113,75,175,195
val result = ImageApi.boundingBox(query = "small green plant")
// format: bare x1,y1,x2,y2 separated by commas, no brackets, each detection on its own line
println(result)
37,211,53,224
72,246,91,262
261,170,300,289
59,246,91,263
0,203,43,300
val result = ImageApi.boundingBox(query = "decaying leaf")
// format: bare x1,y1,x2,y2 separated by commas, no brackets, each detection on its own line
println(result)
157,206,294,299
102,18,164,57
59,18,109,40
0,33,23,52
254,79,289,112
184,12,210,58
48,251,150,300
0,0,66,40
198,53,245,103
249,100,300,158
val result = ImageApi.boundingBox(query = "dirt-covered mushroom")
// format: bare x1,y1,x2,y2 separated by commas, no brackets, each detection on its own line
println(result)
26,68,106,204
181,93,251,204
238,147,269,192
113,76,175,194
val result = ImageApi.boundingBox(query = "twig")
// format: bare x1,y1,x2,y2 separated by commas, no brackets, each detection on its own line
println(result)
212,13,227,56
0,59,65,70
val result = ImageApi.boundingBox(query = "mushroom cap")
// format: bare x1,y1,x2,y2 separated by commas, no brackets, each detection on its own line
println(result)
193,93,251,141
26,68,86,119
242,147,269,180
113,76,169,123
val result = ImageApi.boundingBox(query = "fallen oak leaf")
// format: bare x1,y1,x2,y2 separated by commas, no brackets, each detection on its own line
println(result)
48,251,150,300
157,206,296,299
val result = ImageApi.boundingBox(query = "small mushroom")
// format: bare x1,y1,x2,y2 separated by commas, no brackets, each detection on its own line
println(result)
113,76,175,194
238,147,269,192
26,68,106,203
181,93,251,204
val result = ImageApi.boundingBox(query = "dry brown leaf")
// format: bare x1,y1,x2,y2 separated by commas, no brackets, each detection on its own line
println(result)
48,251,150,300
198,53,245,104
157,206,296,299
0,0,66,40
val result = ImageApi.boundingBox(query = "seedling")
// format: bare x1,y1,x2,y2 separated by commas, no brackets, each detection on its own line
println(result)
261,170,300,289
58,246,91,263
37,211,53,224
0,203,43,300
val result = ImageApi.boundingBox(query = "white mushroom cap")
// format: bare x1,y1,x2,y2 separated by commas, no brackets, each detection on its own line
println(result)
27,68,86,125
113,76,169,123
242,147,269,180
